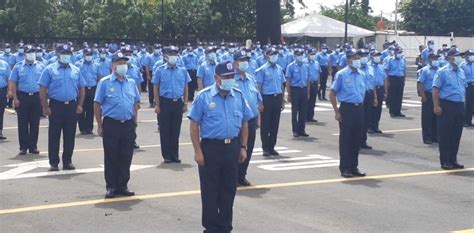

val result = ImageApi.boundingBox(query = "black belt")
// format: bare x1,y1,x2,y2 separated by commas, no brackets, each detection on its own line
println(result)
376,86,384,89
291,86,307,89
262,93,282,97
366,90,373,93
310,81,317,84
202,137,238,145
86,86,96,90
160,96,183,102
104,117,133,124
18,91,39,96
468,83,474,86
50,99,77,105
341,102,363,107
0,87,6,90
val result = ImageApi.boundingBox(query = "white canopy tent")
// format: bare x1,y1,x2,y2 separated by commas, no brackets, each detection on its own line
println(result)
281,13,375,38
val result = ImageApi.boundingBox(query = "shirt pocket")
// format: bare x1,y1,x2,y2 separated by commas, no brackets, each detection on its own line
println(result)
233,110,243,127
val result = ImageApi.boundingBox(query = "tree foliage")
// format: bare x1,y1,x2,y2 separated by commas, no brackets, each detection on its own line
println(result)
320,3,376,31
400,0,474,36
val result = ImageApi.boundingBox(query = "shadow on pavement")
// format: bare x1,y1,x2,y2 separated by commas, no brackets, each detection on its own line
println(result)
94,199,143,212
156,163,194,171
341,179,383,188
360,149,387,156
237,187,270,198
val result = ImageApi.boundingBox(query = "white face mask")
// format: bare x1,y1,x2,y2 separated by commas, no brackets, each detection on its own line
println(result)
25,53,36,61
85,55,93,62
373,57,381,63
18,48,24,54
115,64,128,76
99,54,106,59
5,48,11,53
36,52,43,58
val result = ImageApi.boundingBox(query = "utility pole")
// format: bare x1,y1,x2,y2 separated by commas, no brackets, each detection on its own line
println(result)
394,0,398,35
344,0,349,43
161,0,164,36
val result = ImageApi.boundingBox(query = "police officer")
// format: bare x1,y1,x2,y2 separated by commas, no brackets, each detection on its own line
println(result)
368,51,386,134
460,50,474,127
13,43,26,65
385,47,407,117
152,46,190,163
421,40,435,66
306,49,321,122
138,44,153,107
1,43,14,67
38,44,86,171
188,60,253,233
358,49,377,150
9,46,43,154
75,48,98,135
432,48,466,170
96,48,112,79
234,50,262,186
197,47,218,91
94,52,140,198
0,55,11,140
317,44,331,101
182,45,199,101
256,48,286,156
286,48,310,137
417,54,440,144
330,44,342,81
329,49,367,178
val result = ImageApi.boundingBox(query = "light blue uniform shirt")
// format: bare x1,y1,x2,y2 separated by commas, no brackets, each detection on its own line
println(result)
359,65,375,92
10,61,43,93
329,52,340,67
417,65,438,92
371,62,386,87
0,60,12,88
255,62,285,95
433,64,466,102
331,66,366,104
235,73,262,118
384,57,406,77
38,62,86,101
0,53,15,67
94,74,140,121
307,60,321,81
75,60,98,87
421,48,435,66
187,84,254,139
197,60,217,88
286,61,309,87
138,52,150,68
13,52,25,65
276,54,288,71
460,61,474,83
316,52,330,66
380,49,390,62
149,53,163,70
338,55,347,67
151,64,191,99
96,58,112,78
183,53,198,70
127,64,143,85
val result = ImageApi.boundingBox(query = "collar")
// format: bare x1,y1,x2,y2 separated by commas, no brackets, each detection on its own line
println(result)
110,73,128,82
166,64,177,69
235,73,246,81
210,83,234,97
54,61,70,69
23,60,37,66
429,65,438,70
448,64,459,72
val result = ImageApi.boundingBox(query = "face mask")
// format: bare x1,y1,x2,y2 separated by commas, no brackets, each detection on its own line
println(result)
428,44,434,49
296,55,304,62
85,55,93,62
133,50,138,55
238,61,249,72
278,50,284,54
351,59,361,69
309,55,316,60
208,53,217,61
59,54,71,64
115,64,128,76
154,49,160,54
5,48,11,53
454,56,463,65
322,49,328,53
360,57,369,65
431,60,439,67
219,78,235,91
141,49,146,52
373,57,381,63
168,55,178,65
99,54,106,59
269,55,278,63
18,48,25,53
469,56,474,62
396,53,403,59
257,45,261,49
336,49,340,53
25,53,36,61
36,52,43,58
229,48,235,53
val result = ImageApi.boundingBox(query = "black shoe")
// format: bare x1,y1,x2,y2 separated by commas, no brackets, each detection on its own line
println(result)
29,148,40,154
171,158,181,163
318,97,322,101
423,140,433,145
262,150,271,157
164,159,172,164
367,129,376,134
374,129,383,134
307,119,318,123
360,144,373,150
117,189,135,196
19,149,27,155
451,162,465,169
341,170,354,178
299,132,310,137
80,131,88,135
86,131,93,135
397,114,406,117
390,114,396,117
49,166,59,172
238,179,252,186
0,135,6,140
322,97,328,101
270,149,280,156
441,163,454,170
464,123,473,127
293,133,300,138
63,163,76,170
133,142,140,149
352,169,366,177
105,189,116,198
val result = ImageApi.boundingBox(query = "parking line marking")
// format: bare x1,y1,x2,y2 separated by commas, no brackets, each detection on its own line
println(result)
451,229,474,233
332,128,422,136
0,168,472,215
38,143,194,154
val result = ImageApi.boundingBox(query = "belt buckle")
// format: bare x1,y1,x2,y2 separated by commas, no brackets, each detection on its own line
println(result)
120,120,125,123
173,98,178,102
87,87,92,90
354,103,359,106
64,101,69,104
273,94,277,97
224,139,231,144
28,93,34,96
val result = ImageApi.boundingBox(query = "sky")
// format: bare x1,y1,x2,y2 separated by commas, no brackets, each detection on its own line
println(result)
294,0,399,19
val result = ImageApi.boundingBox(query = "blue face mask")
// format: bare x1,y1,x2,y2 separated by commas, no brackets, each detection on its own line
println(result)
351,59,361,69
431,60,439,67
219,78,235,91
115,64,128,76
360,57,369,65
454,56,463,65
59,54,71,64
269,55,278,63
469,56,474,62
373,57,381,63
208,53,217,61
168,55,178,65
238,61,248,72
296,56,304,62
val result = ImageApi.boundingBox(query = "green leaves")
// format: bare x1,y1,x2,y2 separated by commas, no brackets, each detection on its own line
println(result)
320,3,376,31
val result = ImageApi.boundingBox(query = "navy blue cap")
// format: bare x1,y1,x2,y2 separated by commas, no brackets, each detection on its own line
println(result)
447,48,463,57
464,49,474,55
370,50,381,56
4,43,11,48
164,46,179,54
25,45,35,53
307,49,317,54
83,48,93,55
98,48,107,54
357,48,369,55
265,47,278,55
215,61,238,76
394,47,403,53
346,49,359,59
294,49,304,56
111,52,129,63
321,44,328,49
205,46,218,54
428,40,434,45
234,50,250,60
428,53,440,59
56,44,72,54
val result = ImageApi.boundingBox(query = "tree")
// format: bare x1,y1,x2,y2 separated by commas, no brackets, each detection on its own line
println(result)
320,3,376,31
400,0,474,36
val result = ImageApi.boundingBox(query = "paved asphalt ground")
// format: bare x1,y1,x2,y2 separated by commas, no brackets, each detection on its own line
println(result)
0,77,473,233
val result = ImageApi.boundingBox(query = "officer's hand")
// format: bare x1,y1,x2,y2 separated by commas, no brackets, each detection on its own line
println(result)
182,104,187,113
383,93,388,101
373,99,378,107
97,126,103,137
6,91,13,99
239,149,247,163
76,105,83,114
434,106,442,116
335,111,342,122
421,96,427,103
155,106,160,115
287,95,291,102
258,104,264,113
13,99,21,108
194,151,205,166
42,107,52,116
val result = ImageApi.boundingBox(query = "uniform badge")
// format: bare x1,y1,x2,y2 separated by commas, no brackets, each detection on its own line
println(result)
52,69,59,76
208,102,216,109
109,87,115,93
345,78,351,83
